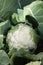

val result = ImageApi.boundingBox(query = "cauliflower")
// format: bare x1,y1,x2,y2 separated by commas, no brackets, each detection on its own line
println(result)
6,23,39,52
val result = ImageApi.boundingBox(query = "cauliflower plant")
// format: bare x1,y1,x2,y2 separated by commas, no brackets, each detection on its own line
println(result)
6,23,39,52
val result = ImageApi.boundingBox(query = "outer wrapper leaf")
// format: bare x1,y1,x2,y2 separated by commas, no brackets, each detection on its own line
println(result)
24,1,43,38
9,50,43,65
24,1,43,23
12,9,25,24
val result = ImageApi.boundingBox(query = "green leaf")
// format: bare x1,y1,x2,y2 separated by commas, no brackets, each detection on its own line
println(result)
25,61,41,65
25,52,43,61
0,35,4,49
12,9,25,25
12,9,33,26
41,58,43,65
9,51,43,65
0,0,19,20
0,20,11,34
24,1,43,38
17,9,25,22
0,50,9,65
26,15,38,29
24,1,43,23
38,23,43,38
9,49,27,65
9,48,43,61
18,0,35,8
12,13,19,24
9,49,43,65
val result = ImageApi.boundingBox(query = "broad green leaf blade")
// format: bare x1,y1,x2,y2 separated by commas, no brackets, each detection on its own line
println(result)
0,0,19,19
24,1,43,23
24,1,43,38
0,35,4,49
0,20,11,34
0,50,9,65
